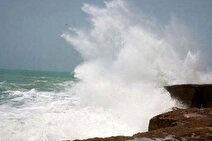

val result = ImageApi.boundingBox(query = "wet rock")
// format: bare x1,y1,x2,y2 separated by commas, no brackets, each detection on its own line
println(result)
134,126,212,141
143,108,212,140
164,84,212,108
148,108,212,131
71,136,132,141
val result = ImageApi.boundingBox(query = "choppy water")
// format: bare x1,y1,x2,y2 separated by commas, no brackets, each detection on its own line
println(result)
0,69,79,140
1,1,212,141
0,69,149,141
0,69,75,106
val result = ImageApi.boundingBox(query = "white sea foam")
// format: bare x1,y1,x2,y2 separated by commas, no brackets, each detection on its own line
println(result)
61,0,212,139
0,1,212,141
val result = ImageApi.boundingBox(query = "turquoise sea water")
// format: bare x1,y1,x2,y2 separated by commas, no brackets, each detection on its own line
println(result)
0,69,86,140
0,69,75,107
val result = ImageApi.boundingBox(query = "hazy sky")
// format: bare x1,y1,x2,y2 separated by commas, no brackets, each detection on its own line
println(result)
0,0,211,72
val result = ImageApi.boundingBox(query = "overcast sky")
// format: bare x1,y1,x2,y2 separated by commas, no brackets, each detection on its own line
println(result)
0,0,211,72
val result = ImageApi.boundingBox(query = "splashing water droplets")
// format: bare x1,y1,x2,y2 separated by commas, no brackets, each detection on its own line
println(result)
62,1,212,138
1,1,212,141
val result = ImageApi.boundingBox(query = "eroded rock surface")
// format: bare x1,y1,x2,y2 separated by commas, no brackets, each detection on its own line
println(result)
143,108,212,140
68,108,212,141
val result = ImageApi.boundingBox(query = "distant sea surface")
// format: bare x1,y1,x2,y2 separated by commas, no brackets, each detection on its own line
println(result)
0,69,75,106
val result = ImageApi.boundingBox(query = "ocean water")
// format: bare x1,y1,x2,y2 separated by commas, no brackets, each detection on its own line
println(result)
0,69,176,141
0,69,80,140
1,1,212,141
0,69,169,141
0,69,75,107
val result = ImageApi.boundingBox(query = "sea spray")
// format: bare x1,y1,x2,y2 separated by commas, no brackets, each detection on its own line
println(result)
62,0,212,138
0,1,212,141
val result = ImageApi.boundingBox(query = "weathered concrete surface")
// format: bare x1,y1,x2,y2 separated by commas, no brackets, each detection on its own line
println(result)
66,108,212,141
165,84,212,108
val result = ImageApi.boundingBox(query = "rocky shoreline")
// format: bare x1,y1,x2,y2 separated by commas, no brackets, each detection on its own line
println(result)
67,108,212,141
65,84,212,141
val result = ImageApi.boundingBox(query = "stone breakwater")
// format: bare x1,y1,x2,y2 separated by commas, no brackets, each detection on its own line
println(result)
65,108,212,141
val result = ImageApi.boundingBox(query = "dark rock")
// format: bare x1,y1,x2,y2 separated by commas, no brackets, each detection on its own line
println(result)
164,84,212,108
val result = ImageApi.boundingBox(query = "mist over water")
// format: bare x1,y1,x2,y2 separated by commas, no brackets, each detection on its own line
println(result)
62,0,212,138
1,1,212,141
